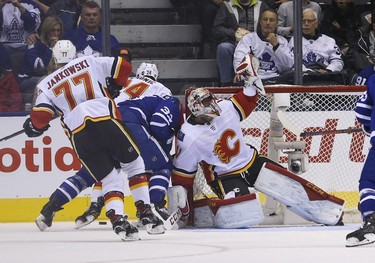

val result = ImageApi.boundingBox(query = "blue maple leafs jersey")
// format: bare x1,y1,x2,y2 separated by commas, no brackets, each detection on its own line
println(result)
118,95,181,143
354,66,375,144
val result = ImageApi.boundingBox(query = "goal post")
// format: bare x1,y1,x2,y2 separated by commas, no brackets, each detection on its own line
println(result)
184,84,368,224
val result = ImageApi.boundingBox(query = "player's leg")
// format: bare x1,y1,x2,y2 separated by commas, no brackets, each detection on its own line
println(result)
35,168,95,231
253,161,345,225
346,148,375,247
74,120,139,241
111,121,164,234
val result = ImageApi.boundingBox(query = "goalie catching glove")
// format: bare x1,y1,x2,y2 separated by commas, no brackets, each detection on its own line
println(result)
23,117,50,137
106,77,123,99
235,54,265,95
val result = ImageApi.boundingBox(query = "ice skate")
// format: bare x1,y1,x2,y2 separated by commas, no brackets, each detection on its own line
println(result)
75,197,104,229
35,198,62,231
346,212,375,247
106,209,140,241
135,200,165,235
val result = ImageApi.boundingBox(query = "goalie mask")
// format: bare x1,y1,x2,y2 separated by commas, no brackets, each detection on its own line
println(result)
187,88,222,119
52,40,76,64
136,62,159,81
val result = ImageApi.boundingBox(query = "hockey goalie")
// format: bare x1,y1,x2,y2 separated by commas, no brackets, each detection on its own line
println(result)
168,54,345,229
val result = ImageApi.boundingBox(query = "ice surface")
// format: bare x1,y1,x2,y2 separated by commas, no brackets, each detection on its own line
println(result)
0,222,372,263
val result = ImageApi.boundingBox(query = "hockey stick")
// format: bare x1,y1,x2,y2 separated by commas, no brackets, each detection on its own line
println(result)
0,129,25,142
300,128,362,137
152,206,182,231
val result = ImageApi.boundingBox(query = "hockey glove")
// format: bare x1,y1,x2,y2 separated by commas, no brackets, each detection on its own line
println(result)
236,54,265,95
23,118,50,137
106,77,123,99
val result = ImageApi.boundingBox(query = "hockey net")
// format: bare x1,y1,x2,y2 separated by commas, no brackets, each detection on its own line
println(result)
185,85,368,223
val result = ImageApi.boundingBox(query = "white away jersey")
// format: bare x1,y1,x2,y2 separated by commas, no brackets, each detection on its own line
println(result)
233,32,294,79
35,56,121,132
173,99,257,183
115,77,172,104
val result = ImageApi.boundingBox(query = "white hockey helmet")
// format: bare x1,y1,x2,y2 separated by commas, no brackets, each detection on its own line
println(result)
136,62,159,81
52,40,76,64
187,88,222,118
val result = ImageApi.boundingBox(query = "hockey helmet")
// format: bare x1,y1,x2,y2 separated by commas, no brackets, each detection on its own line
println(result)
136,62,159,81
52,40,76,64
187,88,221,118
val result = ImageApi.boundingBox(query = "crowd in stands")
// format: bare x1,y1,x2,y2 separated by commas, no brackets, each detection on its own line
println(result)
0,0,374,112
0,0,121,112
189,0,373,87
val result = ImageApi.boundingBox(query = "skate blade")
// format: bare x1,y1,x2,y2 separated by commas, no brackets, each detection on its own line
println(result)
118,231,141,241
146,224,165,235
35,218,48,231
74,215,96,229
346,234,375,247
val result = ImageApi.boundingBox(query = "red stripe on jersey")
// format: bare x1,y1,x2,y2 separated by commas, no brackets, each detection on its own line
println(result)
113,58,132,87
231,90,258,119
129,175,149,189
104,191,124,204
171,171,194,188
93,182,102,190
30,108,54,129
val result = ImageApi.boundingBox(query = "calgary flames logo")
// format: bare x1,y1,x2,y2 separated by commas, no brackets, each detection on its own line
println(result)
213,129,240,164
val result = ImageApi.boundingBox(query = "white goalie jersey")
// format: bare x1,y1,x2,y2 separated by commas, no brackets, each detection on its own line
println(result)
173,92,258,185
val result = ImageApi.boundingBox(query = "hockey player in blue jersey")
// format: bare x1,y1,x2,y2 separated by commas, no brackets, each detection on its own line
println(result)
73,94,182,233
351,65,375,86
346,69,375,247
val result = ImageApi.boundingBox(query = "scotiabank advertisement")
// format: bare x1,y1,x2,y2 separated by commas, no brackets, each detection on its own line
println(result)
0,112,370,199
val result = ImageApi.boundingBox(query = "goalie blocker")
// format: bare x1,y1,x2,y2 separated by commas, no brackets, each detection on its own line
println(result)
169,162,344,228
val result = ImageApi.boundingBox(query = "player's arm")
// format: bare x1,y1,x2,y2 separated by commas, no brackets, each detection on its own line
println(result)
24,91,54,137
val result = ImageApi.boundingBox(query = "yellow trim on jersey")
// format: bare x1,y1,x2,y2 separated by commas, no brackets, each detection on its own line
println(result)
129,182,149,190
230,97,246,120
219,151,257,177
112,57,123,79
105,196,123,204
72,116,112,134
172,169,196,179
32,106,55,115
217,179,226,196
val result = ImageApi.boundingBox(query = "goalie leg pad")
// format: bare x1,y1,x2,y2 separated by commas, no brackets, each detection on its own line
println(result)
254,163,345,225
193,193,264,228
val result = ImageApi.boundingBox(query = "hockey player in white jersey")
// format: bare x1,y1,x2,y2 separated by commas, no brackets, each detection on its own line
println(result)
74,62,177,232
169,54,345,229
23,40,153,241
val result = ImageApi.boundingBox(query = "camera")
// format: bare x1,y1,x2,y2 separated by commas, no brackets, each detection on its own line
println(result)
287,150,308,174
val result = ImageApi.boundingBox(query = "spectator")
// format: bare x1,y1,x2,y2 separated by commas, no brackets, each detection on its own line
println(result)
289,9,344,77
344,11,375,74
233,8,294,84
45,0,88,33
65,1,120,57
277,0,321,40
212,0,269,86
0,0,41,72
18,16,63,107
321,0,361,63
263,0,288,11
198,0,224,58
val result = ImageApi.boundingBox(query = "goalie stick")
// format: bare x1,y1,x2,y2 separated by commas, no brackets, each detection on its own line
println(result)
277,111,363,137
0,129,25,142
152,206,183,231
300,128,362,137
